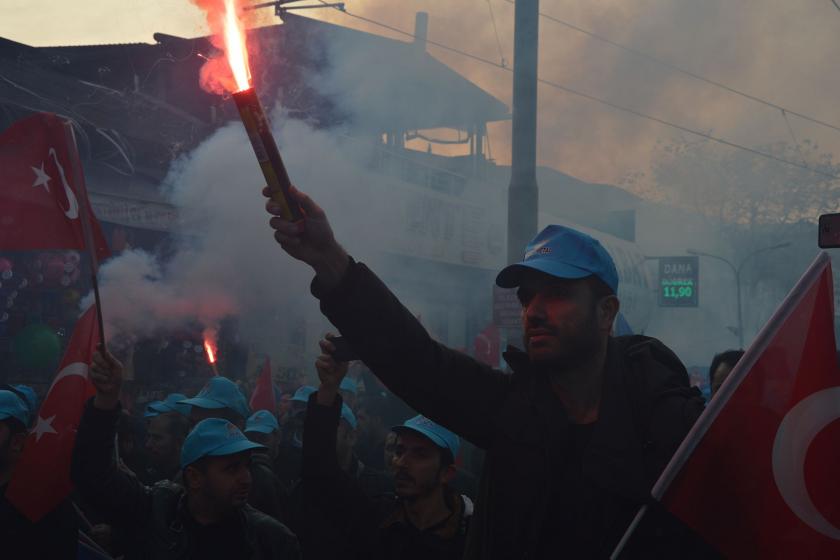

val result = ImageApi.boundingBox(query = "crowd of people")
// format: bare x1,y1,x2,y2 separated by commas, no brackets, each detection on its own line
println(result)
0,186,754,559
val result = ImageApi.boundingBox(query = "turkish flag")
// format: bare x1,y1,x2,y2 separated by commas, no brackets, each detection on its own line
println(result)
474,323,500,367
0,113,110,260
5,304,99,521
650,252,840,558
249,357,276,413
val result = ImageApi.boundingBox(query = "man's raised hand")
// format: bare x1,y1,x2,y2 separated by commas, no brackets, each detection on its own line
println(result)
90,346,123,410
314,335,349,406
264,185,349,291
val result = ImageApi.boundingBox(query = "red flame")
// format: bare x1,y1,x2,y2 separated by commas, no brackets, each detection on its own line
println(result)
203,328,218,364
191,0,253,94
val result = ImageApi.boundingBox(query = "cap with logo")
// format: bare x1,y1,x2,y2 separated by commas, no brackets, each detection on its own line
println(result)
245,410,280,434
180,418,265,469
392,415,460,459
146,393,191,418
180,377,250,420
0,390,30,427
496,225,619,294
290,385,317,404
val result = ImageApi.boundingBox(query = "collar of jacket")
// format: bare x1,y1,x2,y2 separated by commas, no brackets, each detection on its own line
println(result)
501,337,651,504
380,485,467,539
169,487,260,555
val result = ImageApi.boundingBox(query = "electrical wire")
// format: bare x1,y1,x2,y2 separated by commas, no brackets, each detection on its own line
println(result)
504,0,840,136
781,109,808,168
485,0,507,67
294,6,840,180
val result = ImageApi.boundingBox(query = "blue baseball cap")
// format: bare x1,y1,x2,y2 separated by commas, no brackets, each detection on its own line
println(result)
496,225,619,294
180,418,265,469
11,385,37,417
147,393,191,418
245,410,280,434
144,400,165,419
339,377,358,395
392,415,460,459
0,390,30,427
340,404,357,430
291,385,317,404
180,377,250,420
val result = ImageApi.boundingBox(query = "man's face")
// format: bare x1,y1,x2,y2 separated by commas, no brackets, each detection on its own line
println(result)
517,273,605,369
246,430,279,461
383,431,397,474
711,362,735,396
0,421,26,477
190,451,253,511
145,415,182,470
390,431,452,499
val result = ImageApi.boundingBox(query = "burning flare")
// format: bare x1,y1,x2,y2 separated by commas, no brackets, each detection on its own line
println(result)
203,328,218,365
191,0,253,94
223,0,252,92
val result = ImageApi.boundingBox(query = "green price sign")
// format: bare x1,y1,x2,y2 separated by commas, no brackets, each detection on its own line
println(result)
659,257,699,307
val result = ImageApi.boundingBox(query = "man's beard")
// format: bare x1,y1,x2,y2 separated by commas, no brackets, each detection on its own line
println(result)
526,309,602,376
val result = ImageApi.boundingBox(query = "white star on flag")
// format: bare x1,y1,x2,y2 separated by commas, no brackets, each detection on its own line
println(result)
33,415,57,442
31,162,51,192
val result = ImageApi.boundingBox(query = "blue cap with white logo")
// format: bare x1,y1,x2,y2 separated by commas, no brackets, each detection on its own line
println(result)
245,410,280,434
180,377,250,420
392,415,460,459
147,393,191,418
290,385,317,404
496,225,619,294
0,390,30,427
180,418,265,469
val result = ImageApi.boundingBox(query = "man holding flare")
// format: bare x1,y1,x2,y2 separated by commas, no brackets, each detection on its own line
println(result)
263,185,715,558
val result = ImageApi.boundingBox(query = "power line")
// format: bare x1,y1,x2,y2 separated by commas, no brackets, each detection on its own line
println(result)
504,0,840,135
295,5,840,180
832,0,840,12
485,0,507,67
781,109,808,168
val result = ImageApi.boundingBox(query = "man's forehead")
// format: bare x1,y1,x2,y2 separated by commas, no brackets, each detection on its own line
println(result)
396,431,436,449
518,269,584,289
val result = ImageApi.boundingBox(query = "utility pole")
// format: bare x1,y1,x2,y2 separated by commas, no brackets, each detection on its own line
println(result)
507,0,540,264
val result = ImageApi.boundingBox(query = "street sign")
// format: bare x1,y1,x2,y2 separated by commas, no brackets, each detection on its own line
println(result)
659,256,699,307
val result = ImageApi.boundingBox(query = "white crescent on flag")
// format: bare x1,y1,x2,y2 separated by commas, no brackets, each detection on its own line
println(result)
772,386,840,539
48,147,79,220
48,361,88,392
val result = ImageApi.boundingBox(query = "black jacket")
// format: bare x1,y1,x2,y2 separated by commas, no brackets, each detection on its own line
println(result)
0,485,79,560
314,260,715,559
71,400,301,560
249,451,289,522
297,393,471,560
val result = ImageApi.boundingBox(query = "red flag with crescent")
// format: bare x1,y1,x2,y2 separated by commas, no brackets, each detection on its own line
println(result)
0,113,110,260
5,304,99,521
648,252,840,557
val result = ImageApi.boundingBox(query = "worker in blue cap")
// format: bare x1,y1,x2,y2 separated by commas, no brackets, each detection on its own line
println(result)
142,394,192,484
73,349,301,559
267,189,708,559
180,377,250,428
243,410,289,522
1,389,80,558
291,346,471,559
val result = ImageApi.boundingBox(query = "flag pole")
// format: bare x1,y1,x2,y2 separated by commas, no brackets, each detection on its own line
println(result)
61,121,106,342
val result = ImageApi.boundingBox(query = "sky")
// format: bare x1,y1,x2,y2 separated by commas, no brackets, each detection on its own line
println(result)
3,0,840,188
